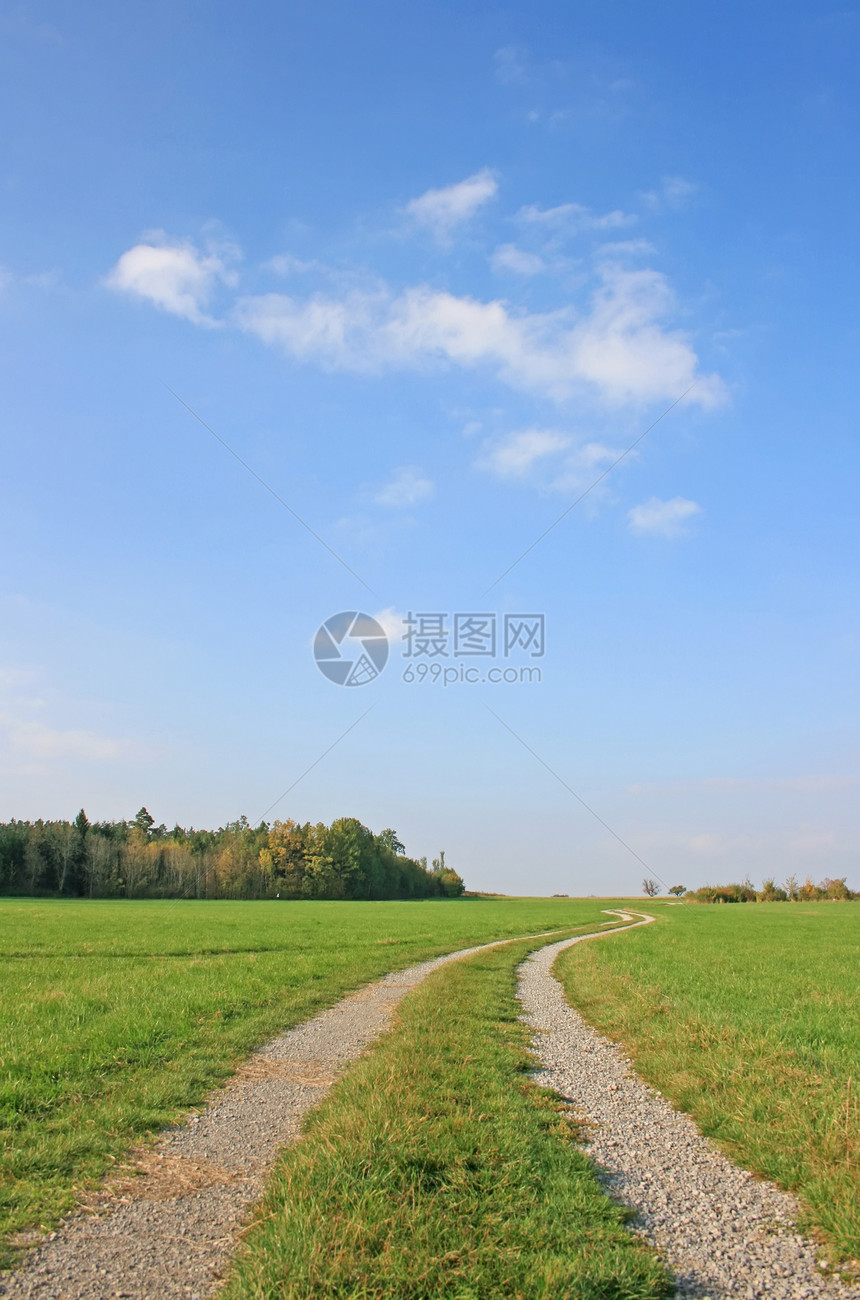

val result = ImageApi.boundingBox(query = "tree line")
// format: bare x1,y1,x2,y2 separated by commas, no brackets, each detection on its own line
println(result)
642,876,856,902
0,809,465,901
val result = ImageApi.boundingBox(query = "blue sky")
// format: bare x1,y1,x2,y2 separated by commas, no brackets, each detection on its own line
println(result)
1,0,858,894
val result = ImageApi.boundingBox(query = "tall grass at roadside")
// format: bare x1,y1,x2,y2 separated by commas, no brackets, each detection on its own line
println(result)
556,903,860,1262
0,896,605,1267
224,933,670,1300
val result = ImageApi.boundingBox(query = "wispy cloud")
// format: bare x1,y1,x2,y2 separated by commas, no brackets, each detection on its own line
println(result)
640,175,698,212
404,169,498,242
477,429,570,478
264,252,323,276
546,441,623,494
9,720,126,761
627,495,701,537
516,201,636,234
475,429,625,499
374,466,434,508
234,263,724,407
0,663,156,769
0,713,149,763
371,607,408,645
490,243,547,276
106,234,238,326
110,194,726,415
597,239,655,258
494,45,529,85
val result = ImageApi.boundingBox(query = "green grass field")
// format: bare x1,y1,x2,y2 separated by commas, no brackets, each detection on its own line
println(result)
5,897,859,1287
556,902,860,1262
223,933,669,1300
0,896,610,1267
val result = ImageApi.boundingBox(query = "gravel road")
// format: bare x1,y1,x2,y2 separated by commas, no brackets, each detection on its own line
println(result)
0,928,569,1300
518,913,860,1300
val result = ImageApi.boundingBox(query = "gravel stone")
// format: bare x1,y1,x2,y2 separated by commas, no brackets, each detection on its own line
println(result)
517,911,860,1300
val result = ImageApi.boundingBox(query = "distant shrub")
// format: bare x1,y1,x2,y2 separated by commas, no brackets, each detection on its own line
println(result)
692,882,757,904
690,876,855,903
820,876,850,900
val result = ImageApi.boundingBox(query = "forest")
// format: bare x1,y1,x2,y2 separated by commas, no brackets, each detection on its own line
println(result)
0,809,465,901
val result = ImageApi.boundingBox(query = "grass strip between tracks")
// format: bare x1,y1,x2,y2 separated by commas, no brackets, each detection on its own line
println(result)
224,930,670,1300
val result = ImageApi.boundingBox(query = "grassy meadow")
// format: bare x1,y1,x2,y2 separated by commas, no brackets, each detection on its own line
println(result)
224,932,669,1300
5,896,858,1288
0,895,608,1266
556,902,860,1262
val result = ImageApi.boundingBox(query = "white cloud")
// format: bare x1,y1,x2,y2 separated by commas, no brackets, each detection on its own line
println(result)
546,441,621,493
112,216,725,414
0,714,144,762
0,664,157,768
234,263,724,408
0,666,35,691
490,243,547,276
371,607,408,645
265,252,322,275
516,202,636,233
374,466,434,508
405,169,498,241
627,495,701,538
106,235,237,325
23,269,62,289
641,176,698,212
571,262,725,405
477,429,570,479
476,431,624,497
13,722,124,761
597,239,655,258
494,45,529,84
233,289,385,364
662,176,698,204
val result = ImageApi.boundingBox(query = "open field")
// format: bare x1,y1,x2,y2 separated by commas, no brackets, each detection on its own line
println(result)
6,897,858,1289
223,932,669,1300
0,896,608,1266
556,902,860,1262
